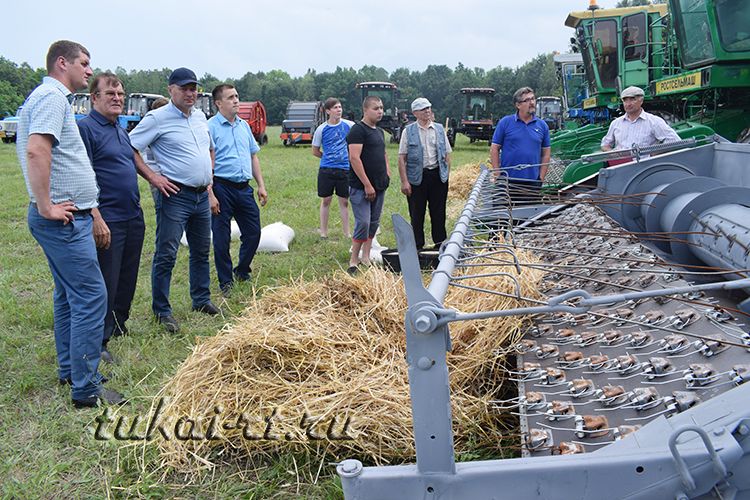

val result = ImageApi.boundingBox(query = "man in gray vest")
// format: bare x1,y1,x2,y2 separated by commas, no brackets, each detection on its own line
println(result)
397,97,452,249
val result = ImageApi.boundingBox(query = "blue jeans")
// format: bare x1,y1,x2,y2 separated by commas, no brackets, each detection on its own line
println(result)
97,213,145,344
211,182,261,289
152,189,211,316
28,204,106,400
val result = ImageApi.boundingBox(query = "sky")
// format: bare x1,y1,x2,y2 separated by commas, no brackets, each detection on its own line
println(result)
4,0,622,79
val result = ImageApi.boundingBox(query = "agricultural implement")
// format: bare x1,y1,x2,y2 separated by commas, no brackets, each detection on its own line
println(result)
337,139,750,499
536,96,563,132
446,87,496,147
280,101,324,146
194,92,216,120
238,101,268,145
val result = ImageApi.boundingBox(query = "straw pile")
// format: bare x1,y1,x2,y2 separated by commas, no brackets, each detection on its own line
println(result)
449,162,483,201
156,255,543,472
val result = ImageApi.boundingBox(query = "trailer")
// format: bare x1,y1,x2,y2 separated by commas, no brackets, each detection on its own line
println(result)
238,101,268,145
280,101,324,146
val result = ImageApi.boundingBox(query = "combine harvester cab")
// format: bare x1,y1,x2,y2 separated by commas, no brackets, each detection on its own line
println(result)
280,101,324,147
553,0,750,188
355,81,406,143
238,101,268,145
447,87,496,148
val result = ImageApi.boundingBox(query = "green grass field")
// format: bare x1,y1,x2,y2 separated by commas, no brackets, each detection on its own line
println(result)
0,126,489,498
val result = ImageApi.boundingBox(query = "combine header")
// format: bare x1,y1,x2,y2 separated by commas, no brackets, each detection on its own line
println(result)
337,137,750,500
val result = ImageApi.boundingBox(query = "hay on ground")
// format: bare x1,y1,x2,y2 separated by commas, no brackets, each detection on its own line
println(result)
449,162,483,201
156,254,543,472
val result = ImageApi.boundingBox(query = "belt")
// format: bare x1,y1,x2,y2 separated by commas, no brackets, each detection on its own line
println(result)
169,179,208,193
30,202,92,217
213,176,250,190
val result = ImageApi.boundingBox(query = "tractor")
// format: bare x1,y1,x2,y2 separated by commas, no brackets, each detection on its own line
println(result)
118,93,166,131
194,92,216,119
71,93,91,120
355,81,406,142
446,87,496,147
535,96,563,131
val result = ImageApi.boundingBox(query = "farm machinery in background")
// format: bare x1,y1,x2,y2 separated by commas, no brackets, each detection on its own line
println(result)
446,87,496,147
238,101,268,145
549,0,750,187
536,96,563,132
280,101,325,146
355,81,408,142
194,92,216,120
117,93,166,131
71,93,91,120
0,106,21,143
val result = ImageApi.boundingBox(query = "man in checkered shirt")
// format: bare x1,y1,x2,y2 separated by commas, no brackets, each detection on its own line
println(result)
17,40,125,408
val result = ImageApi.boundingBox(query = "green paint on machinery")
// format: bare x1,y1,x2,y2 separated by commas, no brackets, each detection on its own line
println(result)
556,0,750,185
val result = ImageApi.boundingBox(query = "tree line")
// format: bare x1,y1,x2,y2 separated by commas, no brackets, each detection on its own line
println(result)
1,54,562,124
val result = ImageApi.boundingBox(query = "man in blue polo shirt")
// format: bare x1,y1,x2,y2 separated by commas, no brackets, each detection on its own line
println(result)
490,86,551,202
130,67,220,333
78,72,145,363
207,84,268,295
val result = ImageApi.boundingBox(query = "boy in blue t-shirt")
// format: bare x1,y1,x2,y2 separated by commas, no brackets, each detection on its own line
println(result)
311,98,354,238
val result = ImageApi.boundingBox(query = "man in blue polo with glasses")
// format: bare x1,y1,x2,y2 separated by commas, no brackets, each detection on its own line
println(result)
130,67,220,333
489,86,551,202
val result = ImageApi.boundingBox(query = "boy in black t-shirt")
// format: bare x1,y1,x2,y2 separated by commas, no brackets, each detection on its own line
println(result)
345,96,391,274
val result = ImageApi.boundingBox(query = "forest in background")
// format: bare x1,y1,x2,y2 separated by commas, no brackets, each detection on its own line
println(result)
0,53,561,124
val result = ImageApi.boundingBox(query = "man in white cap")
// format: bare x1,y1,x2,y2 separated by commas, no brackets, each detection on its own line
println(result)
601,86,680,156
397,97,452,250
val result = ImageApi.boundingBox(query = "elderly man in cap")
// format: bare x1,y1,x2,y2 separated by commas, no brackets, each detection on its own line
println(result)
129,67,220,333
601,86,680,156
397,97,452,250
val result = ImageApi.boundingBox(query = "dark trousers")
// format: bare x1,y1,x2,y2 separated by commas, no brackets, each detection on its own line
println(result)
211,181,261,289
97,213,145,345
407,168,448,249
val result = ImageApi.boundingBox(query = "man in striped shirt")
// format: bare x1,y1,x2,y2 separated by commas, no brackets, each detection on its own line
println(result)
601,86,679,154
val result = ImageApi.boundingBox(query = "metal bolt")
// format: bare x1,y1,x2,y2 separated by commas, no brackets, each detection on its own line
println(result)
414,315,432,333
417,357,434,370
338,459,363,477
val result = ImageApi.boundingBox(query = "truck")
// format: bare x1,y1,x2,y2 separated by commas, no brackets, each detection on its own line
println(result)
0,107,21,143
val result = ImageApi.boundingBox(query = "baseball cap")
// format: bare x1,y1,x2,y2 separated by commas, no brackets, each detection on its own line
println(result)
411,97,432,112
620,86,645,98
169,67,199,86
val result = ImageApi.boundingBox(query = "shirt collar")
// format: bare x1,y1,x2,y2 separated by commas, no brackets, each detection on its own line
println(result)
514,112,538,124
214,112,239,126
167,101,194,118
89,108,117,126
417,121,435,131
42,76,72,98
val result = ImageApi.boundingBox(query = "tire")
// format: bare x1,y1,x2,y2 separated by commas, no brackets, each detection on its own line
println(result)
261,133,268,145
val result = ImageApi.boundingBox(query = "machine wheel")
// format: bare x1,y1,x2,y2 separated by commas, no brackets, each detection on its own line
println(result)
283,138,291,147
1,137,10,144
737,128,750,144
447,129,456,148
261,133,268,145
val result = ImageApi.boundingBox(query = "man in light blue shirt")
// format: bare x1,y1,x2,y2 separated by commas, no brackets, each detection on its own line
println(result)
207,84,268,295
17,40,124,408
130,67,220,333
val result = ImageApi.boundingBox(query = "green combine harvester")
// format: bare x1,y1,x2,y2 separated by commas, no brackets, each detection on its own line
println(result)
552,0,750,186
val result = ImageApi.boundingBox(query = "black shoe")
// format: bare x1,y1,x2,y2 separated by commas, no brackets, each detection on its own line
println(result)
157,314,180,333
72,387,126,408
220,282,233,298
112,323,128,337
193,302,221,315
346,266,358,276
100,348,116,364
234,269,252,282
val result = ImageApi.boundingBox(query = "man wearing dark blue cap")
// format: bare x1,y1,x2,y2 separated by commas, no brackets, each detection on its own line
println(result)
130,67,220,333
